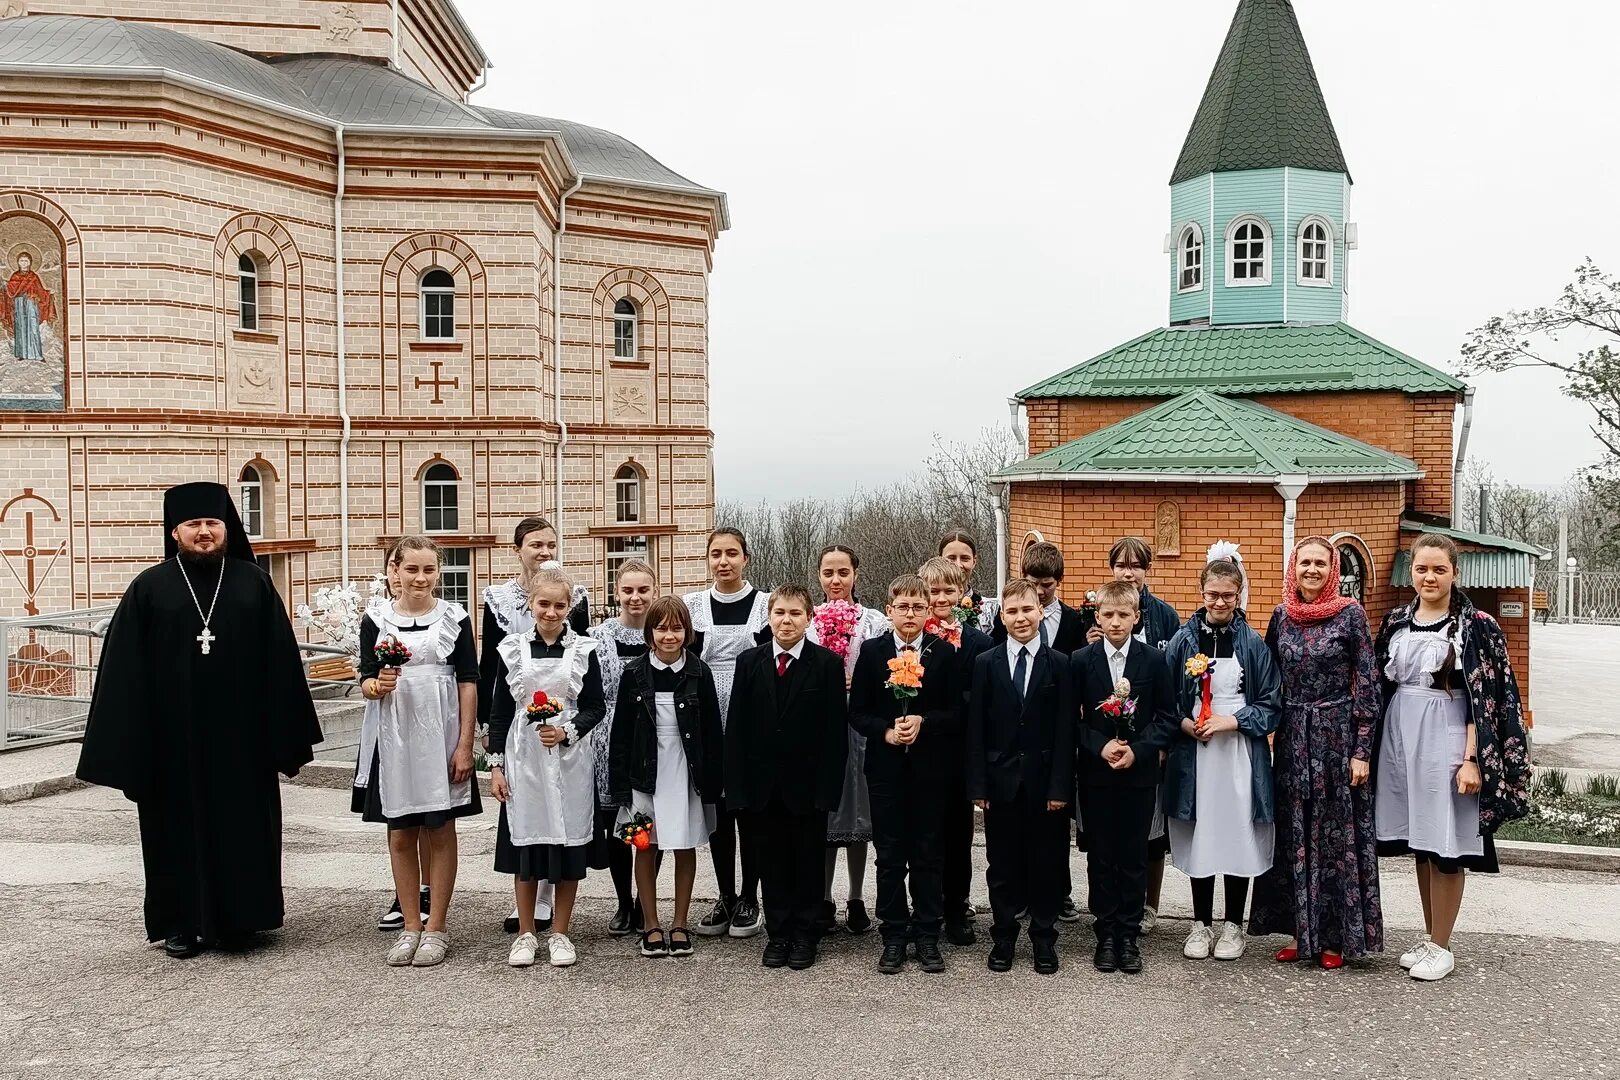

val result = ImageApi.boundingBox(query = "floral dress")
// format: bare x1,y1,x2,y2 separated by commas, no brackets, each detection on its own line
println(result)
1249,604,1384,958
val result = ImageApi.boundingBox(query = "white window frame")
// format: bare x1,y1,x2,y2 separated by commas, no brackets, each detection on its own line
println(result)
606,535,649,592
420,268,455,340
239,463,263,539
1297,216,1334,287
1177,223,1204,293
437,547,471,608
1225,215,1272,287
422,462,459,533
238,253,259,330
613,297,638,360
613,465,642,524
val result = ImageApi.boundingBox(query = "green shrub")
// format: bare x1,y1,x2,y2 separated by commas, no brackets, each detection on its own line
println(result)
1535,768,1568,797
1586,773,1620,799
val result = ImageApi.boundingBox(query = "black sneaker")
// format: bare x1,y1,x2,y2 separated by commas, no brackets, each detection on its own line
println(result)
915,940,946,973
378,898,404,932
845,900,873,935
944,917,977,947
728,898,763,938
1058,897,1082,923
761,941,790,968
694,897,733,937
609,905,636,937
878,941,908,974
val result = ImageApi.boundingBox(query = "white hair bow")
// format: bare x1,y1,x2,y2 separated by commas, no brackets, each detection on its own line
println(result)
1205,540,1250,613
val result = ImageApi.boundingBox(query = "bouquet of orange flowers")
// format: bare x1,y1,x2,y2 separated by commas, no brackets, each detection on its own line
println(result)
886,650,924,701
616,812,654,850
1185,653,1214,727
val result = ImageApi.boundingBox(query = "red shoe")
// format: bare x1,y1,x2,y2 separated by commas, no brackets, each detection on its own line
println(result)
1319,950,1344,970
1274,945,1299,963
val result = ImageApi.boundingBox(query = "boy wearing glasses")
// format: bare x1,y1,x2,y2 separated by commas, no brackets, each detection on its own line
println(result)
849,575,962,974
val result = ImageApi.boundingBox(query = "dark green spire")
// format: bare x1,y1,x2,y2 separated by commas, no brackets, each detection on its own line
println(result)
1170,0,1349,184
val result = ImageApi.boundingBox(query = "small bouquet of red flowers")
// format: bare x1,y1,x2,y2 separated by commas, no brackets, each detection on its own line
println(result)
617,812,654,850
374,635,411,668
526,690,563,722
1098,677,1138,740
923,615,962,648
1077,590,1100,614
1184,653,1214,728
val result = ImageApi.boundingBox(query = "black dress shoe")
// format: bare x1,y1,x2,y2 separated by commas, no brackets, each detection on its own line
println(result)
987,942,1015,973
1117,937,1143,974
1033,942,1060,975
944,918,977,947
164,934,203,959
1058,897,1082,923
1093,938,1119,973
878,941,908,974
761,941,790,968
608,905,636,937
845,900,873,935
814,900,837,935
915,940,946,973
788,940,817,970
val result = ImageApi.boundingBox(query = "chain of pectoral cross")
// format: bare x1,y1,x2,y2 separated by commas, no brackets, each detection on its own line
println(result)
176,558,225,655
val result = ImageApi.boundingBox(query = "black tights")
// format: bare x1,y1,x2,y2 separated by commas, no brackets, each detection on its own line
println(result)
1190,875,1250,926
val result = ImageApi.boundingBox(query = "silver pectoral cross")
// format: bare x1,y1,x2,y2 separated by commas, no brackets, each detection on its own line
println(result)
197,626,216,655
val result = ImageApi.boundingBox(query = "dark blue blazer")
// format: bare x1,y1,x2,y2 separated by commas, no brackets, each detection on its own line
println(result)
1072,639,1177,790
965,642,1074,805
849,632,961,781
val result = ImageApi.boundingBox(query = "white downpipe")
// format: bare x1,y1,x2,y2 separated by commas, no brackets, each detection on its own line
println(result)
553,176,585,532
335,125,351,585
390,0,400,69
993,482,1009,597
1452,386,1476,524
1275,475,1309,566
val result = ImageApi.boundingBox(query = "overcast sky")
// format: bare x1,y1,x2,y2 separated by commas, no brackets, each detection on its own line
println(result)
463,0,1618,502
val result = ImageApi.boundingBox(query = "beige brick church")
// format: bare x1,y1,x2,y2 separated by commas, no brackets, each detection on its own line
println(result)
0,1,727,620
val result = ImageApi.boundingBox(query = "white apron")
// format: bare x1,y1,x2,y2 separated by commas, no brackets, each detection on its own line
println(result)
685,587,770,723
1168,654,1275,878
498,630,599,847
622,674,716,850
354,598,471,820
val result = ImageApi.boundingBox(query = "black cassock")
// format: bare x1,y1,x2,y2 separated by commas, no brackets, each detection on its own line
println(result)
77,558,322,942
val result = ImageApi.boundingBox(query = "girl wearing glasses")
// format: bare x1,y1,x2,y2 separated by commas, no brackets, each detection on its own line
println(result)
1163,543,1281,964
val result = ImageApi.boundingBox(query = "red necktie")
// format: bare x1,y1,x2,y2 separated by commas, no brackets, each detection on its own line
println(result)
776,652,791,677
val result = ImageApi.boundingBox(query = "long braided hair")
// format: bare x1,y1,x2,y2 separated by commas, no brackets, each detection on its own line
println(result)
1411,532,1466,687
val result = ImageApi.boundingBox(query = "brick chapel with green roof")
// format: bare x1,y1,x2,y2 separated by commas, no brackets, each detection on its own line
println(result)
992,0,1544,711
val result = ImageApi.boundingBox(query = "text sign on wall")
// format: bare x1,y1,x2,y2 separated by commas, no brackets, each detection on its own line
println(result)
1499,601,1526,619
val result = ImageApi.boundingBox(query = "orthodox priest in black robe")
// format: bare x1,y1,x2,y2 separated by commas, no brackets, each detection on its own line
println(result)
76,482,322,957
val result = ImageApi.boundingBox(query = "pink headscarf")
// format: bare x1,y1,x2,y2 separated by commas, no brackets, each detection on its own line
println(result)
1282,535,1356,625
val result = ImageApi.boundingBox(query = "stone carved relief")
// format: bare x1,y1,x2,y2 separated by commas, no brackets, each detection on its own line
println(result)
322,3,363,43
1155,500,1181,557
612,384,647,418
232,343,280,407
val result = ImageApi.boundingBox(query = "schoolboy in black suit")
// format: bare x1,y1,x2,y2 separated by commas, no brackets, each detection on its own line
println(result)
725,585,849,971
919,556,993,947
1072,579,1177,974
849,574,961,974
967,579,1075,975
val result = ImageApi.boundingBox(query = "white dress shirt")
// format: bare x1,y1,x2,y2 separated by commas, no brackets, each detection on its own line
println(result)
1106,637,1132,686
1007,636,1041,694
1041,599,1062,646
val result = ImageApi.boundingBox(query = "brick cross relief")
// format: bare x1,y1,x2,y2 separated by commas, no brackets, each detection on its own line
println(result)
414,360,460,405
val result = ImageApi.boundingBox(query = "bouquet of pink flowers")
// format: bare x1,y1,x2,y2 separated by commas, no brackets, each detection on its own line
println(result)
812,599,862,662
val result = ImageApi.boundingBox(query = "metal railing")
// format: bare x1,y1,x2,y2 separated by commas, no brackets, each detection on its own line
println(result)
1535,566,1620,624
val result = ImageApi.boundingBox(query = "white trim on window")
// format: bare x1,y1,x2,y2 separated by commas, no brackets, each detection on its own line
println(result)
613,463,642,524
437,546,471,608
1297,215,1334,288
612,297,638,360
422,461,459,533
238,252,259,330
1177,222,1204,293
420,268,455,340
239,463,264,539
1224,214,1272,288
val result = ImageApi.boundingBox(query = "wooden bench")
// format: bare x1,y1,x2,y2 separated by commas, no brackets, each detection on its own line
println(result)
308,656,357,689
1532,590,1551,624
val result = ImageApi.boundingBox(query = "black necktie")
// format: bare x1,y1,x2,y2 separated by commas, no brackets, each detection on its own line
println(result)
1014,646,1029,700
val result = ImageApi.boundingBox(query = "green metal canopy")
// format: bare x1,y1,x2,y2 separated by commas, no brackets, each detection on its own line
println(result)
991,390,1422,483
1390,521,1548,590
1171,0,1350,184
1016,323,1465,400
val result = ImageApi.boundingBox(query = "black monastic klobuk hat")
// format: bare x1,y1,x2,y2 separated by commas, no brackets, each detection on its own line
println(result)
162,482,256,561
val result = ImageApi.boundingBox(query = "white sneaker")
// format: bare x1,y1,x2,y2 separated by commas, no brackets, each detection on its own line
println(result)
385,930,421,967
1408,943,1455,981
548,933,577,968
1183,922,1215,960
508,932,539,968
1213,921,1246,961
1140,906,1158,936
411,930,450,967
1399,934,1433,970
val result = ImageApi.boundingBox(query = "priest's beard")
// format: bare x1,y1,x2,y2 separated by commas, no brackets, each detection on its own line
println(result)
178,540,228,569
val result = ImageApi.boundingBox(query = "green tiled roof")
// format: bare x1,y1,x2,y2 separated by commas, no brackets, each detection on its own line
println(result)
1016,323,1465,400
1397,520,1548,558
1392,549,1540,590
1171,0,1350,184
991,390,1421,482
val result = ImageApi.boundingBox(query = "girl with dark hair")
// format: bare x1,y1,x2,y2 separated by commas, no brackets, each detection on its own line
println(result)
938,530,997,634
1372,533,1530,982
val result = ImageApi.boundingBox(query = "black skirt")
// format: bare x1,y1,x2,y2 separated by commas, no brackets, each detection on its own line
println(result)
493,804,605,882
351,750,483,830
1377,834,1500,874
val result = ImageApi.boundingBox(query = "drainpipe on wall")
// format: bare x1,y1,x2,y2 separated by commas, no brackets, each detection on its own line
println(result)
993,482,1010,596
390,0,400,69
1274,474,1309,566
1452,386,1475,524
334,124,351,586
552,175,585,537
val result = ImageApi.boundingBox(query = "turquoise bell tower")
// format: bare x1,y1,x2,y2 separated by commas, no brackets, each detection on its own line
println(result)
1167,0,1352,328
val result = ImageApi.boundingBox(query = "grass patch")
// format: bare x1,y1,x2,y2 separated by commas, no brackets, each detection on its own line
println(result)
1587,773,1620,799
1499,787,1620,847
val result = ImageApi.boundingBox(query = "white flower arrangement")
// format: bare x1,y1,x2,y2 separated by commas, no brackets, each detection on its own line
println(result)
295,573,389,657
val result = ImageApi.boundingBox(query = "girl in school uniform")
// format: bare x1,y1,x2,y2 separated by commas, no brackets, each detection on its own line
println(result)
353,535,480,968
808,544,890,934
488,566,607,969
684,527,772,938
609,596,724,958
938,530,998,635
479,517,591,935
1373,533,1530,982
1162,544,1281,964
590,559,657,936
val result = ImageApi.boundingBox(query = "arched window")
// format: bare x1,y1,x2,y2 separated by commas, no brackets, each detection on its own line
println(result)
1298,218,1332,286
1226,216,1271,286
238,253,259,330
1338,543,1366,602
613,297,638,360
1178,223,1203,292
422,461,459,532
239,463,264,538
614,464,642,524
420,269,455,340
